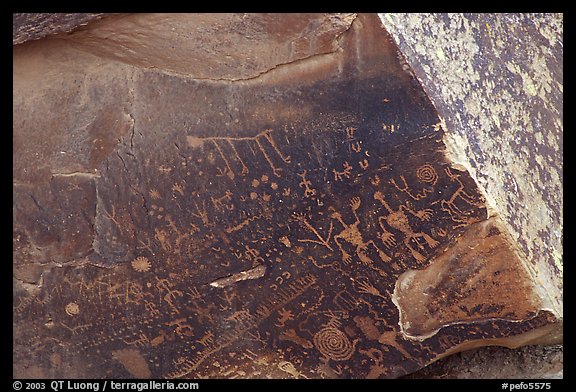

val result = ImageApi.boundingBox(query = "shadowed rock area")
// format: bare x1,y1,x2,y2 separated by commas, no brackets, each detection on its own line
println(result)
13,13,561,379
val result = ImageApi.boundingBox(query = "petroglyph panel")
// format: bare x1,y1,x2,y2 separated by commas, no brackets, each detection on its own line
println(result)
13,13,559,379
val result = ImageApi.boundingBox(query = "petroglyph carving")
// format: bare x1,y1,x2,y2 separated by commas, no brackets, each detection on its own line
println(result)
60,322,93,336
417,164,438,185
187,129,291,179
225,212,268,234
434,167,484,226
374,191,438,263
279,236,292,248
244,331,268,347
243,245,265,265
378,330,412,359
186,300,215,324
172,182,185,196
278,360,308,379
166,318,194,337
14,13,538,380
437,334,461,351
317,357,343,379
122,332,150,347
356,280,387,300
225,310,254,325
382,123,400,133
313,327,357,362
191,199,210,227
390,164,437,200
330,197,391,267
167,275,317,378
302,288,325,315
333,289,360,311
293,213,334,251
353,316,381,340
298,170,317,198
131,256,151,272
65,302,80,316
275,308,294,327
155,278,183,313
359,348,388,379
197,330,215,348
280,329,313,348
333,161,353,181
144,300,160,317
211,191,234,212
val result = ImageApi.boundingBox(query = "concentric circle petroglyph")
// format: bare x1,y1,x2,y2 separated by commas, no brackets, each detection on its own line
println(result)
417,164,438,185
313,327,355,361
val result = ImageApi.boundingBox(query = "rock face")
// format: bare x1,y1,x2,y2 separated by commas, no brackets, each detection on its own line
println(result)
379,13,563,319
13,13,561,379
13,13,110,45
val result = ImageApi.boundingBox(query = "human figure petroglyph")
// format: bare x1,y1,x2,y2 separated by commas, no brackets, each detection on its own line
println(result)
374,191,438,263
144,300,160,317
275,308,294,327
333,161,353,181
298,170,317,198
329,197,392,266
155,278,183,313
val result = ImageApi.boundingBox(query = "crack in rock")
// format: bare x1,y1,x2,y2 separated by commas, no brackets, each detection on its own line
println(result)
209,264,267,288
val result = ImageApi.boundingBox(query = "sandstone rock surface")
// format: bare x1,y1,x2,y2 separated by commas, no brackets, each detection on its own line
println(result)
13,13,561,379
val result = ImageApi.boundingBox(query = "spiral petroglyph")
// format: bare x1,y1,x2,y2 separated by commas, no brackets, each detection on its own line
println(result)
416,164,438,185
313,327,355,361
65,302,80,316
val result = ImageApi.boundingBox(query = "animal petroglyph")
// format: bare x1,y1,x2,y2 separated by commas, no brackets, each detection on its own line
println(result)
434,167,485,227
187,129,291,179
